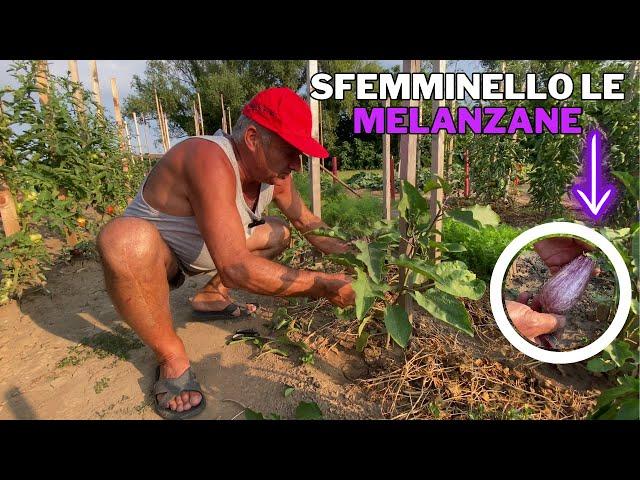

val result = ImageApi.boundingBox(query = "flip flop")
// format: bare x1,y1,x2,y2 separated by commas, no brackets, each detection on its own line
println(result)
191,302,257,321
152,365,207,420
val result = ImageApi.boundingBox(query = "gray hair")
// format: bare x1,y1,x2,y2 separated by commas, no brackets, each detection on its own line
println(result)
231,114,275,148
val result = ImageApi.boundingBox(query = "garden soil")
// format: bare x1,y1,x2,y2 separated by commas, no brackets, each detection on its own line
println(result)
0,257,382,420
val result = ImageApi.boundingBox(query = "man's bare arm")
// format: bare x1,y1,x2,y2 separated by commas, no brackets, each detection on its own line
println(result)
272,174,352,255
184,141,353,306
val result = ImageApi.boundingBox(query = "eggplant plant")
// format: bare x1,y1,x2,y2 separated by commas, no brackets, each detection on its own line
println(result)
315,177,500,350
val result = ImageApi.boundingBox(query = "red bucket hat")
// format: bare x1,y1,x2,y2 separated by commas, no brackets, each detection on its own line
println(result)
242,87,329,158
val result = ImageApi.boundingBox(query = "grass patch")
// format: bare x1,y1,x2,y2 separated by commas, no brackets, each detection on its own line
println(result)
57,325,144,369
93,377,110,394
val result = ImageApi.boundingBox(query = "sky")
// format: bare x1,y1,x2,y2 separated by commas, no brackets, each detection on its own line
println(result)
0,59,484,153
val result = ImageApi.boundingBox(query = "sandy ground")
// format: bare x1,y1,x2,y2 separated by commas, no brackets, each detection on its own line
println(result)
0,257,382,420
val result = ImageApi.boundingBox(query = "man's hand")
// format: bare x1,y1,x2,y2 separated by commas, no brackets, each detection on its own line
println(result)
533,237,595,274
323,273,355,308
506,299,566,343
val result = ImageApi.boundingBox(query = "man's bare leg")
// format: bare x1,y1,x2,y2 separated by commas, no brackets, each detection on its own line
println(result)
97,217,202,413
191,216,291,315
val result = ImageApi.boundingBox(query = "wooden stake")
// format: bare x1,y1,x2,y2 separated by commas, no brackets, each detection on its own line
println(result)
382,97,392,221
193,101,200,136
0,178,20,237
67,60,86,125
197,92,204,134
163,113,171,149
36,61,49,107
88,60,103,115
196,92,204,135
227,106,232,134
153,89,167,152
110,77,125,150
306,60,322,219
429,60,446,262
464,149,470,198
133,113,144,162
220,93,227,133
123,120,135,165
141,113,151,157
398,59,421,322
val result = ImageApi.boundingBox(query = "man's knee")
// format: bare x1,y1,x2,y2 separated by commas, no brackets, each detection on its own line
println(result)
264,216,291,251
97,217,164,270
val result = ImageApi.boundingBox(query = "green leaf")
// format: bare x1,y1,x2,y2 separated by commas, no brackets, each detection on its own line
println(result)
447,210,480,231
392,254,443,283
612,170,639,202
586,357,616,373
354,240,385,283
434,261,486,300
595,376,639,410
615,397,640,420
398,180,429,221
306,227,349,242
295,401,323,420
353,267,377,321
357,316,371,337
326,252,365,269
604,340,635,368
412,289,474,336
356,331,369,352
284,386,295,398
383,304,412,348
448,204,500,230
244,408,265,420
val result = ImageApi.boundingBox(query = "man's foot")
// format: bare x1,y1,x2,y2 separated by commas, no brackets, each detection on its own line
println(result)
190,290,257,317
156,358,203,412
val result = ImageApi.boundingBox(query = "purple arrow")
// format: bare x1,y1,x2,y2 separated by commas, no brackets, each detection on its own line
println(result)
572,130,615,221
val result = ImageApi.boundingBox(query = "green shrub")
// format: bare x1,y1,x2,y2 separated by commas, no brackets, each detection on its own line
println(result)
442,218,523,281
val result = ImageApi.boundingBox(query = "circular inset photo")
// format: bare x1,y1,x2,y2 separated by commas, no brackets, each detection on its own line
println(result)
503,235,618,352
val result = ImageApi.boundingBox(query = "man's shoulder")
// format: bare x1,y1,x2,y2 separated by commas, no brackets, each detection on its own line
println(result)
178,137,236,184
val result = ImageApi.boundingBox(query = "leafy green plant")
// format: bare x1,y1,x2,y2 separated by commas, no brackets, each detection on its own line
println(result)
320,177,498,350
0,60,149,304
443,219,523,281
586,175,639,420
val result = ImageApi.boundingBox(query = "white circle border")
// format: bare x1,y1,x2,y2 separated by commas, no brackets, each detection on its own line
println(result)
490,222,632,364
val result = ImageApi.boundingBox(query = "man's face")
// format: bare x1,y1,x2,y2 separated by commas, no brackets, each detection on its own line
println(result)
256,132,303,184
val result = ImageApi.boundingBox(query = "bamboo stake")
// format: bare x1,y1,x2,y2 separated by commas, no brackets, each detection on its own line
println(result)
36,61,49,107
220,93,227,133
0,171,20,237
197,92,204,134
193,100,200,135
88,60,103,115
110,77,125,151
67,60,86,125
163,113,170,149
306,60,321,218
158,97,168,152
141,113,151,156
0,103,19,236
153,89,167,152
398,59,421,322
123,120,135,165
382,97,392,221
429,60,446,262
227,106,232,134
133,113,144,163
